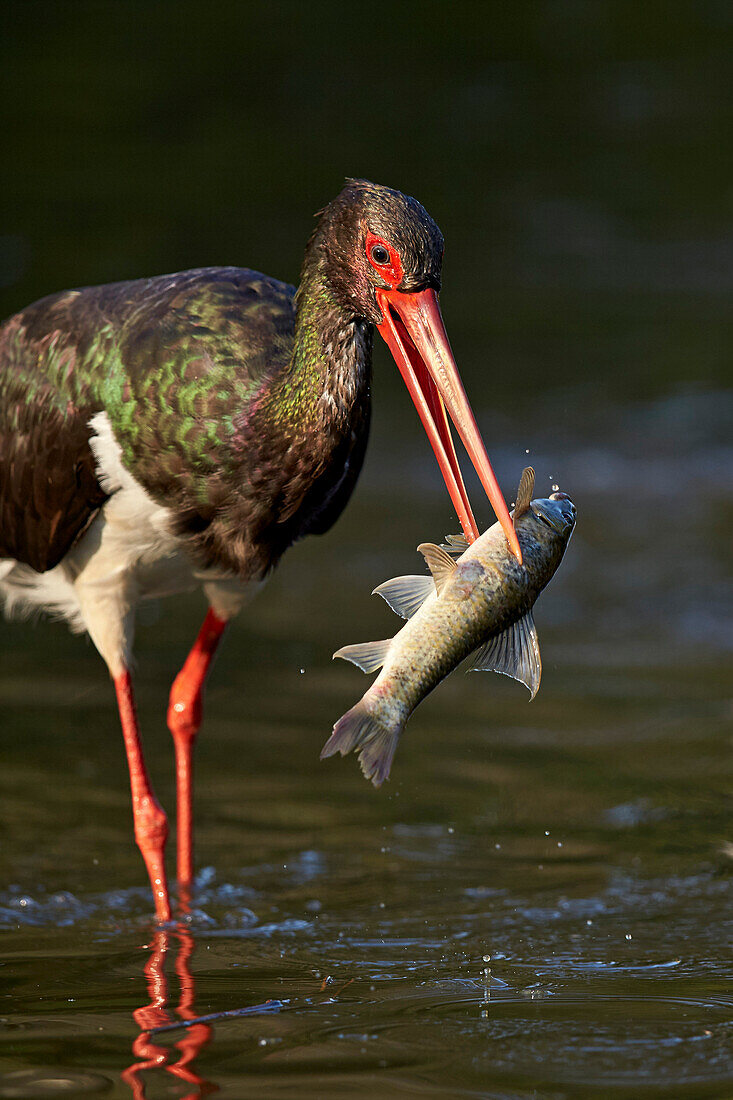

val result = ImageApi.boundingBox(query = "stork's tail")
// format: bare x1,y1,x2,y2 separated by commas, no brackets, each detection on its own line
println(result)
320,701,401,788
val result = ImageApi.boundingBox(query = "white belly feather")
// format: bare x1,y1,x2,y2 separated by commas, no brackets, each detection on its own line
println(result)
0,412,258,675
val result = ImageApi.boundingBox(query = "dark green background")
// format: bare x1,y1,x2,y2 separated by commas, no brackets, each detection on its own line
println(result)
3,1,731,404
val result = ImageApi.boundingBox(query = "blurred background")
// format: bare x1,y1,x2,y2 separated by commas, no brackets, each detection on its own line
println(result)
3,1,731,402
1,3,731,1097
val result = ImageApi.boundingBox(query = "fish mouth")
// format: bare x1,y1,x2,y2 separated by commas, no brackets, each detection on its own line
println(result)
375,286,521,564
531,497,576,535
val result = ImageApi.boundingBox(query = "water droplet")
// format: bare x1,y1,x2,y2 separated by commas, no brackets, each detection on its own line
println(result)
525,448,530,454
544,830,550,836
447,826,454,834
482,954,491,963
494,843,501,850
552,483,559,491
625,933,632,940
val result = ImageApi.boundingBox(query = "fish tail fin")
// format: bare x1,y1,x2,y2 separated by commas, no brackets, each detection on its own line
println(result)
320,701,401,788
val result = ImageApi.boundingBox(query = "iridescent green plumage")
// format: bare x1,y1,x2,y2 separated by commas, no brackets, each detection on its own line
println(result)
0,179,446,579
0,179,475,922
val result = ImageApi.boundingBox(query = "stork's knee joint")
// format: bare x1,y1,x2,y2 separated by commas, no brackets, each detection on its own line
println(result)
167,694,201,741
133,799,168,851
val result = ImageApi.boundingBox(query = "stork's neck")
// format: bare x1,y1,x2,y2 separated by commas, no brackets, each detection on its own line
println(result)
264,236,372,431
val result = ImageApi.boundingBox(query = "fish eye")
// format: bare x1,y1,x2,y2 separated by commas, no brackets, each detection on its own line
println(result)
370,243,390,265
531,503,557,530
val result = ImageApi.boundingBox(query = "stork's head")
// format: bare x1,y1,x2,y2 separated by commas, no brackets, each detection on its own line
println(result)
316,179,521,563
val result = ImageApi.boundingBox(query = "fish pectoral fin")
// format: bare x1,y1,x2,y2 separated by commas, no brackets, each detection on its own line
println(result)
416,542,457,594
333,639,392,674
441,532,470,556
372,575,435,619
468,610,542,699
513,467,535,527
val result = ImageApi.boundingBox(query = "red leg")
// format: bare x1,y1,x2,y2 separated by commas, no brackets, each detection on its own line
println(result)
166,608,227,890
115,670,171,923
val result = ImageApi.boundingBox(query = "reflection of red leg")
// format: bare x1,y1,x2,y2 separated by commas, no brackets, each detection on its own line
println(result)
170,926,216,1097
121,929,171,1099
167,608,227,889
115,671,171,923
123,926,217,1100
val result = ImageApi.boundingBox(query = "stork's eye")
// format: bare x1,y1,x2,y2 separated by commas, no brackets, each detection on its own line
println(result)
365,231,404,286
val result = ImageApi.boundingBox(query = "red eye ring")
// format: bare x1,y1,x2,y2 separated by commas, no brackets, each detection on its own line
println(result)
365,231,404,288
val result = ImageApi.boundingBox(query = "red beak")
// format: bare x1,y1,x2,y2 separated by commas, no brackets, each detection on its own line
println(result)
375,286,522,563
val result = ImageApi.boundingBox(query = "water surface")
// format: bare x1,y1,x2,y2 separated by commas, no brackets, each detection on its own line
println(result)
2,393,731,1098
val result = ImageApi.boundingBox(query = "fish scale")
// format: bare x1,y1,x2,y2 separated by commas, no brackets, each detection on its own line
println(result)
323,471,576,787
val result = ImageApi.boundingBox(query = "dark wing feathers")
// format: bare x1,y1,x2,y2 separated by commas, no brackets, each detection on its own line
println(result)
0,268,297,573
0,308,107,571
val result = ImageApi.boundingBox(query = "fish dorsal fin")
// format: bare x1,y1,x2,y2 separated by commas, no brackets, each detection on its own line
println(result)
513,466,535,526
417,542,457,594
333,639,392,674
441,532,470,556
373,575,435,619
467,610,542,699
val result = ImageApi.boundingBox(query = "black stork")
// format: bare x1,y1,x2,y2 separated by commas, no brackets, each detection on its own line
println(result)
0,179,521,922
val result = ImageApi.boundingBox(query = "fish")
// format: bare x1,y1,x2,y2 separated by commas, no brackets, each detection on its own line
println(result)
321,468,576,786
